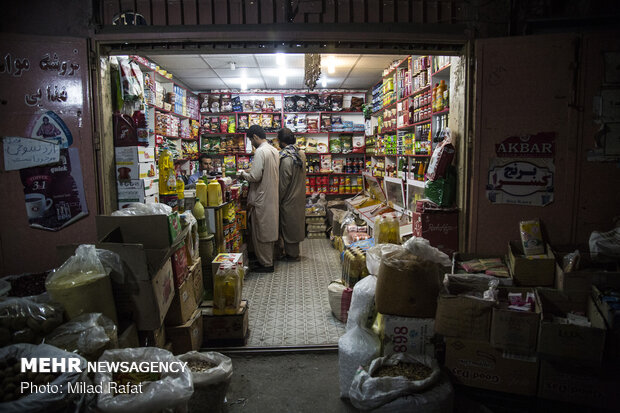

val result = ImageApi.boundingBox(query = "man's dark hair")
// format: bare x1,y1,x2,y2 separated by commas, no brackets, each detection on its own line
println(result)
198,153,210,162
247,124,266,140
277,127,296,145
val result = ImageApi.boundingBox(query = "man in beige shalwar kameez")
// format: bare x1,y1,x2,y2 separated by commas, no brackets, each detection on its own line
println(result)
238,125,279,272
277,127,306,260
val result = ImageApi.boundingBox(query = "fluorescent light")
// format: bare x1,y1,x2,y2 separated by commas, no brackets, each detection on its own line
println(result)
240,80,248,91
327,56,336,74
321,77,327,88
279,75,286,86
229,62,236,70
276,53,285,66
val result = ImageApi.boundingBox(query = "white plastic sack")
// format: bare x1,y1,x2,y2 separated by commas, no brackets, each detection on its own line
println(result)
328,280,353,322
589,226,620,262
366,244,402,276
403,237,451,267
181,211,200,260
178,351,232,413
346,275,377,331
95,347,193,413
111,202,172,216
0,343,88,413
370,375,454,413
45,313,118,361
338,326,381,398
349,353,441,411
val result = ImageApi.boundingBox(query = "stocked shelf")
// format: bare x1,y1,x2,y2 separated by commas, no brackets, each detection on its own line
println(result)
370,154,432,157
306,172,362,175
201,152,251,156
305,152,366,156
149,103,194,120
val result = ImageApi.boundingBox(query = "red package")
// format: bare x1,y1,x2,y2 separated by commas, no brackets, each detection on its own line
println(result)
426,142,455,180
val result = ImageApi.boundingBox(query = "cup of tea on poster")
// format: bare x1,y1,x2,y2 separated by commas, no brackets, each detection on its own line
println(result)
25,193,53,219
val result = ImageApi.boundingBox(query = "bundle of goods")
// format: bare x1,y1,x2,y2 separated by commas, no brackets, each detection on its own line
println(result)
0,296,63,345
328,280,353,322
349,353,453,412
95,347,193,412
424,130,456,207
178,351,233,413
0,343,88,411
339,275,380,399
342,246,369,287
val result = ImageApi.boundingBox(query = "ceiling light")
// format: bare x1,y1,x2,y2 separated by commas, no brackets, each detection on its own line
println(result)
321,77,327,88
230,62,236,70
279,75,286,86
276,53,285,66
240,79,248,91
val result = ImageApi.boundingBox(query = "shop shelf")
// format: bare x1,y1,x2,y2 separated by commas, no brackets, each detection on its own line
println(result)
305,152,366,156
411,85,431,96
407,179,426,188
200,132,246,135
202,152,250,156
306,172,362,175
150,103,193,120
235,111,283,114
181,137,198,141
432,108,450,116
431,64,451,77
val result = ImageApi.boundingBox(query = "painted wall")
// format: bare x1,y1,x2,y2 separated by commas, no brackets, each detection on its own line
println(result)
469,32,620,254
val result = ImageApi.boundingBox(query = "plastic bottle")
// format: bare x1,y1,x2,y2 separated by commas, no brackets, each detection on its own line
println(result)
443,81,449,109
158,149,177,195
207,178,223,206
192,197,209,238
431,83,439,112
437,80,445,112
176,176,185,212
213,263,239,315
196,181,208,207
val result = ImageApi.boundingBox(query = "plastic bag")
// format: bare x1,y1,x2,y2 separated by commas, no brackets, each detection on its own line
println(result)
562,249,581,273
96,347,193,413
349,353,441,410
366,244,402,276
589,226,620,262
181,210,200,260
338,325,381,398
178,351,232,413
0,343,88,412
346,275,377,331
328,280,353,322
369,375,454,413
46,245,118,324
403,237,451,267
424,165,456,207
117,57,143,101
0,296,63,345
44,313,118,361
111,202,172,216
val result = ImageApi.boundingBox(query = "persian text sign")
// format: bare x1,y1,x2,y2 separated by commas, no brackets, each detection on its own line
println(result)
3,136,60,170
495,132,555,158
486,159,554,206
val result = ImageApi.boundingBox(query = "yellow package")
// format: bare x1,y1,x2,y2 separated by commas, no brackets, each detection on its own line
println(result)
520,219,545,256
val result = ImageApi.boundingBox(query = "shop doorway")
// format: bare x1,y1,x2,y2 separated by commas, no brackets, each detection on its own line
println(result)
92,44,470,349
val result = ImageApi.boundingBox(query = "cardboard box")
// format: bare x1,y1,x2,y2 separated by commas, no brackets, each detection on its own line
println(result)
167,309,203,355
165,276,198,326
115,160,158,181
138,323,166,348
537,288,606,364
171,243,189,288
96,212,184,250
115,146,156,163
591,276,620,362
490,287,540,354
58,242,175,331
211,253,243,278
538,359,620,409
434,275,495,341
507,241,555,286
380,314,435,357
202,300,249,345
117,178,158,202
190,258,204,305
444,337,539,396
412,209,458,257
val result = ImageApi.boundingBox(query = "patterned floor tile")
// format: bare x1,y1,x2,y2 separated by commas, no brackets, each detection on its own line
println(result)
243,238,346,347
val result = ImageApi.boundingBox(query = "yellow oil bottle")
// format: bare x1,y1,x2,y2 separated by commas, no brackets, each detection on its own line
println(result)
207,178,223,206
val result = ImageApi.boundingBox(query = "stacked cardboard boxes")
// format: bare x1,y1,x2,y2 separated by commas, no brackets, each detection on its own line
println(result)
115,146,159,209
306,214,327,239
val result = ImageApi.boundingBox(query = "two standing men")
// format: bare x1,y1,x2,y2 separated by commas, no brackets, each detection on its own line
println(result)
237,125,306,272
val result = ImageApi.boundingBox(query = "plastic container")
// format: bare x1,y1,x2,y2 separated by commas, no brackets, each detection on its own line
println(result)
213,262,241,315
207,179,223,207
158,149,177,195
196,181,208,206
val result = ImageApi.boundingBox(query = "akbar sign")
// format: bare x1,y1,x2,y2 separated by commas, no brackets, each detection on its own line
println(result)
495,132,555,158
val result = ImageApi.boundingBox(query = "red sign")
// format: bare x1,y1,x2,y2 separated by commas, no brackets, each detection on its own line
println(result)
495,132,555,158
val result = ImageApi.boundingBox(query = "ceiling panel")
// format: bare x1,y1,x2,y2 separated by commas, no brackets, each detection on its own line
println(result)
213,68,263,78
149,56,208,69
184,78,227,90
172,68,219,78
201,55,258,69
220,77,266,90
254,53,304,68
341,76,382,89
356,55,408,69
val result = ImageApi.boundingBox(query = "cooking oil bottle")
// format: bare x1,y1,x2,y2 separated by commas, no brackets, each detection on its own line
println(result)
213,263,240,315
158,149,177,195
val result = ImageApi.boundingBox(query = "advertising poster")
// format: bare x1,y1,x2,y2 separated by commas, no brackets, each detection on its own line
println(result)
486,158,554,206
19,146,88,231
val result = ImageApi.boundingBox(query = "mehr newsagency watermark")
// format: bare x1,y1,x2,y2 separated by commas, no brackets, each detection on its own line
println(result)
19,357,187,395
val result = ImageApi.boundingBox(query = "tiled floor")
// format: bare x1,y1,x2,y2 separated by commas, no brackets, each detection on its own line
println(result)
243,238,346,347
